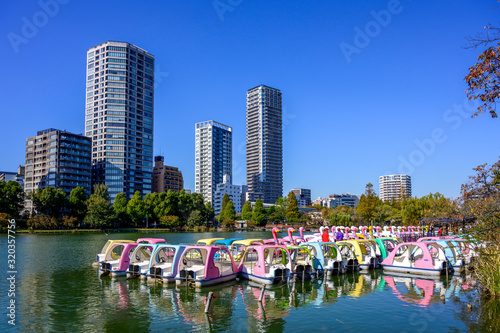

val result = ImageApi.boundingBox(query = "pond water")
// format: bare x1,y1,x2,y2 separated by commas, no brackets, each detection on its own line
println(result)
1,231,497,332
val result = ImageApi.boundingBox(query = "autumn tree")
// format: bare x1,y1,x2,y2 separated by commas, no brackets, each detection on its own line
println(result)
465,18,500,118
460,159,500,238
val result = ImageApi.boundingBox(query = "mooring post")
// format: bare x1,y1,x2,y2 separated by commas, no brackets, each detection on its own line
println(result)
258,285,265,302
204,291,214,313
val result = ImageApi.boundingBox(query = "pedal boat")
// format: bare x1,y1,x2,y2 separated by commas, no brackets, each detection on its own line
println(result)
286,245,315,279
175,245,238,287
146,244,187,283
127,243,166,279
100,242,138,277
381,242,453,276
336,239,378,271
238,245,293,285
196,238,225,246
93,239,135,267
301,242,345,275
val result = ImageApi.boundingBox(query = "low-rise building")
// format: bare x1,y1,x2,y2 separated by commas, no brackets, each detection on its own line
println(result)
152,156,183,193
24,128,91,213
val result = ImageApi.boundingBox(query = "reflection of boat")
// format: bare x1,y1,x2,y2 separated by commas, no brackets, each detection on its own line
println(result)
146,245,186,283
92,239,135,267
384,275,438,307
381,242,453,276
238,245,293,285
100,242,138,277
175,246,238,287
300,242,345,276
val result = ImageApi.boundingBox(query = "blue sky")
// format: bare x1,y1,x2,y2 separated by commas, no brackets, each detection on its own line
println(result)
1,0,499,200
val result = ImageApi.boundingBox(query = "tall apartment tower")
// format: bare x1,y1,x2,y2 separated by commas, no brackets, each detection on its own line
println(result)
379,174,412,202
85,41,154,201
24,128,91,213
195,121,232,205
246,85,283,204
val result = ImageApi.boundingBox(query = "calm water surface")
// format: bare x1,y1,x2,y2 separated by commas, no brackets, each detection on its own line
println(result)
1,232,497,332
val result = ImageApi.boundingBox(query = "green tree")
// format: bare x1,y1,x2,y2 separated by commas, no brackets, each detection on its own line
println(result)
144,192,160,222
155,191,180,218
224,200,236,221
178,189,193,221
187,210,204,227
204,202,215,222
84,195,115,228
219,193,230,222
252,199,266,226
67,187,87,221
274,197,286,222
30,187,66,218
286,191,300,219
127,191,146,226
356,183,381,223
375,204,393,223
93,183,110,200
113,192,128,225
0,181,25,218
241,201,253,220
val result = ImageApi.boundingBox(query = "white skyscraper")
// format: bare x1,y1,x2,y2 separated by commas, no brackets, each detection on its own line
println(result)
195,120,232,205
379,174,412,202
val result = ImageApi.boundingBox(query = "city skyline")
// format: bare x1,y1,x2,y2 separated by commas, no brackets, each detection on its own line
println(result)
2,1,500,201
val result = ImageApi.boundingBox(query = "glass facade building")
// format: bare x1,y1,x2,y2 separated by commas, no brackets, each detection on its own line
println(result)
246,85,283,204
85,41,154,201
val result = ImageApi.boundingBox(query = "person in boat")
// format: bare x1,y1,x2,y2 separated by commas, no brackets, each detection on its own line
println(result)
336,228,344,241
322,227,330,242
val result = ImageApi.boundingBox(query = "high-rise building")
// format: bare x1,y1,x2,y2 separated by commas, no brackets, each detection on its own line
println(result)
195,120,232,204
246,85,283,204
85,41,154,201
291,188,312,207
24,128,91,213
379,174,412,202
152,156,184,193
